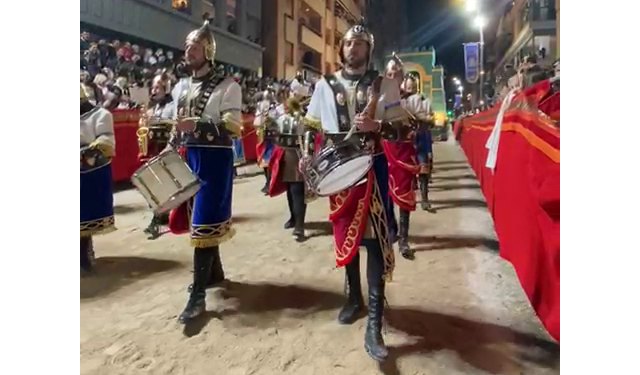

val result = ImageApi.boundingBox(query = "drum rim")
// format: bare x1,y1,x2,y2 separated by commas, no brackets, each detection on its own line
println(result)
148,180,202,213
316,156,372,196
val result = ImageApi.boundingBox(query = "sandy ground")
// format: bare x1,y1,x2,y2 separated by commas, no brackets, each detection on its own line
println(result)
80,139,559,375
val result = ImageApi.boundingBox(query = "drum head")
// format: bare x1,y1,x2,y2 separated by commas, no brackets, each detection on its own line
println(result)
316,155,372,196
155,182,201,214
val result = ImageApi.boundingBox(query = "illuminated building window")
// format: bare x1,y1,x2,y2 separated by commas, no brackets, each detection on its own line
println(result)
172,0,191,14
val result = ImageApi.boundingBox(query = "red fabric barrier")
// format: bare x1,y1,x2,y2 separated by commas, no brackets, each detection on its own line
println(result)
111,109,143,183
457,80,560,341
241,113,258,163
109,111,259,184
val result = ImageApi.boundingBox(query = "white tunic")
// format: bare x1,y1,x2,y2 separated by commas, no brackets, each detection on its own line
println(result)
80,107,115,151
402,93,429,121
177,76,242,125
253,99,272,127
305,70,398,133
150,100,176,120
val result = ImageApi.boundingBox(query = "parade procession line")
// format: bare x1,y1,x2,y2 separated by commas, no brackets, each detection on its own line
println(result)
81,138,559,375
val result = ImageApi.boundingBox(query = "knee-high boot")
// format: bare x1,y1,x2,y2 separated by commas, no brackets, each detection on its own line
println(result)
284,184,295,229
291,182,307,241
144,214,161,239
261,168,269,194
419,174,433,212
179,248,215,323
364,283,388,361
398,209,414,260
364,241,388,361
338,252,364,324
187,246,225,293
80,236,94,272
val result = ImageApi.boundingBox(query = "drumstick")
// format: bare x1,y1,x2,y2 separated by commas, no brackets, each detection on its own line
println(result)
343,123,358,141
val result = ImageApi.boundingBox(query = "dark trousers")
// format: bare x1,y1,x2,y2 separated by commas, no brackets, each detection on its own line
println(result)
286,182,307,232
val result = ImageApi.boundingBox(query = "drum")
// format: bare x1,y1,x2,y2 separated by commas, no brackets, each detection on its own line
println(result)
304,135,373,197
131,150,201,214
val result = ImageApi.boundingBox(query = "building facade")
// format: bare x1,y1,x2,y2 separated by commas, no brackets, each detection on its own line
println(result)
491,0,558,76
80,0,263,71
261,0,365,81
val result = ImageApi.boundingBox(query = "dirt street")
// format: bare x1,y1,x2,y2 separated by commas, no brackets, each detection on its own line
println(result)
81,139,559,375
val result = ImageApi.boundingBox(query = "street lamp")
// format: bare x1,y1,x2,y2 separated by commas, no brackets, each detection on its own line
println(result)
465,0,478,13
473,15,486,29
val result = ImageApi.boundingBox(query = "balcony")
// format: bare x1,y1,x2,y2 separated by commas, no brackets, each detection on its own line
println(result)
336,16,349,34
304,0,325,16
301,24,324,54
285,16,296,43
336,0,361,21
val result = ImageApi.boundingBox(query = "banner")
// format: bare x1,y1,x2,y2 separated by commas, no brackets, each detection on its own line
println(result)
454,93,462,109
463,42,480,84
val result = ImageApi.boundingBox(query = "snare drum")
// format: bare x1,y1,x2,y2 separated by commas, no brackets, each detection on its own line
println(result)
304,134,373,197
131,150,201,214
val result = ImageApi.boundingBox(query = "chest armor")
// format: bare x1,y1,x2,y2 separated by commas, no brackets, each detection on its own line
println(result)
324,71,379,132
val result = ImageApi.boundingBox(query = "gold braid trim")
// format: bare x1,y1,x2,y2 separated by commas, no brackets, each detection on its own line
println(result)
80,216,116,237
388,174,416,209
368,174,395,282
222,112,243,137
190,219,236,247
89,141,115,158
303,116,322,131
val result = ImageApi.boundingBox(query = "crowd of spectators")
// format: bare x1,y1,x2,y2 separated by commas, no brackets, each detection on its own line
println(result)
80,30,293,114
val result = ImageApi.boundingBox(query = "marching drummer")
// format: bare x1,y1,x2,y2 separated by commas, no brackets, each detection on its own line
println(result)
80,84,116,273
378,59,427,260
302,21,397,362
165,20,243,324
139,71,176,239
408,76,436,212
266,78,314,242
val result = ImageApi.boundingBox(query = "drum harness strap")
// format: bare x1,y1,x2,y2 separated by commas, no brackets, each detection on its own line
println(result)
324,71,378,133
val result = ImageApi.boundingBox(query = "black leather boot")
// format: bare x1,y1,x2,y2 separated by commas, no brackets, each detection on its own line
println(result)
144,214,161,239
187,246,226,292
364,283,388,362
338,254,364,324
284,185,295,229
179,248,215,324
419,174,434,212
80,236,94,272
261,168,269,194
398,209,414,260
292,182,307,242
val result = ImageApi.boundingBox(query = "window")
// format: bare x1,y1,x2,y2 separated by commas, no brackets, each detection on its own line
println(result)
172,0,191,13
226,0,237,17
285,0,294,17
285,42,294,65
300,2,322,36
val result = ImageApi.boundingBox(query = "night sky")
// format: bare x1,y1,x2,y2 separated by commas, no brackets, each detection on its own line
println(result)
402,0,481,98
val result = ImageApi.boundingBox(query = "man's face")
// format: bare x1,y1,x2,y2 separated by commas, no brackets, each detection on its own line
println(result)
342,39,368,69
151,80,166,98
404,79,416,94
185,40,207,70
81,32,89,40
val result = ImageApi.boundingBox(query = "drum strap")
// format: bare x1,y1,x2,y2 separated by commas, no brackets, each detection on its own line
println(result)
324,71,379,132
188,73,225,118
